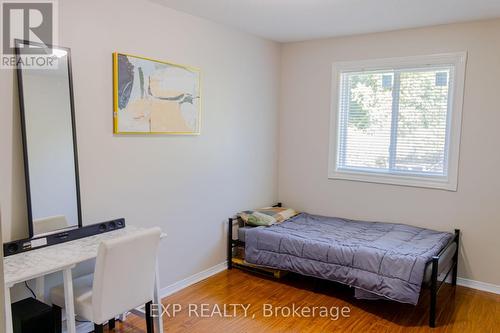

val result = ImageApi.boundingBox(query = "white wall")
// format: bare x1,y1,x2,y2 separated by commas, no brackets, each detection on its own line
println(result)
0,0,279,293
279,19,500,286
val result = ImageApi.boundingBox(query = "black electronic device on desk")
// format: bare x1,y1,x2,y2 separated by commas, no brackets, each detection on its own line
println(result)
3,218,126,257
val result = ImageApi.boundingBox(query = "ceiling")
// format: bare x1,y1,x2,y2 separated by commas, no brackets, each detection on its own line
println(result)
156,0,500,42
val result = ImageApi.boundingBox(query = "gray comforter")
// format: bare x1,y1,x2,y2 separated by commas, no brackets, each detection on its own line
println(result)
245,213,453,305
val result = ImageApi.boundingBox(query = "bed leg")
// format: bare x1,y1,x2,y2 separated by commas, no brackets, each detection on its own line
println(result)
452,229,460,286
429,256,439,328
228,218,233,270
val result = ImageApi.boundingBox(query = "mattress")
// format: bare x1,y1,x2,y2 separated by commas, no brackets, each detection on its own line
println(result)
239,224,456,283
238,226,252,243
244,213,453,304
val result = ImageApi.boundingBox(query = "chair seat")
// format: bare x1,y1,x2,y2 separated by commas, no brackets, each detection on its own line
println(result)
50,274,94,322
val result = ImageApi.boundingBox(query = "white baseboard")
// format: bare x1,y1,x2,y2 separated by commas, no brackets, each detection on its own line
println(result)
159,261,228,299
457,277,500,294
156,261,500,302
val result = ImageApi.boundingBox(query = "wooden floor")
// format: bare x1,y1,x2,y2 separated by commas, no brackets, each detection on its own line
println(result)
111,269,498,332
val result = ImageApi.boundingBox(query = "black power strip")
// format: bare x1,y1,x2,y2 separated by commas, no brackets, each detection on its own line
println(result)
3,218,125,257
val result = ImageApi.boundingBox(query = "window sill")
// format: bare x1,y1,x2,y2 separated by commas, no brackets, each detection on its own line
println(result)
328,169,457,191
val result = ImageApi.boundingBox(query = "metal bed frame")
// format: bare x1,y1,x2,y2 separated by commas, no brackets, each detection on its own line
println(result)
227,203,460,328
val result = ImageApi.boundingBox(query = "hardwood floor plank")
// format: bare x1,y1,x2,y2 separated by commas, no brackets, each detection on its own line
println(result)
108,269,499,332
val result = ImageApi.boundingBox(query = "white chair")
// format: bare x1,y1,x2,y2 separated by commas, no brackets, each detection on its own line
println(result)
50,228,161,333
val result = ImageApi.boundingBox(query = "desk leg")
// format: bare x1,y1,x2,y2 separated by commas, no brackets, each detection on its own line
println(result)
63,268,76,333
153,259,164,333
35,276,45,302
4,285,13,333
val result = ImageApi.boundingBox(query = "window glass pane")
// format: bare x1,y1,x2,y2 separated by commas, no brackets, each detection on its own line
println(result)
340,72,393,170
331,55,464,190
395,69,451,175
338,66,452,177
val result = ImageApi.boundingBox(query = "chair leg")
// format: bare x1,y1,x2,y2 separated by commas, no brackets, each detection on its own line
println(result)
94,323,104,333
145,301,154,333
109,318,116,330
52,305,62,333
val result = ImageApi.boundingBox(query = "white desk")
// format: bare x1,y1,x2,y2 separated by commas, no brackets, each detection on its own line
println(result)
3,226,165,333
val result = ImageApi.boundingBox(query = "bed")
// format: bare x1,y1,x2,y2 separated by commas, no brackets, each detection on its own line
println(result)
227,203,459,327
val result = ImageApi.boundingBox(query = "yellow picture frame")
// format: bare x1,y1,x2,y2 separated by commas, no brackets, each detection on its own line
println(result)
113,52,201,135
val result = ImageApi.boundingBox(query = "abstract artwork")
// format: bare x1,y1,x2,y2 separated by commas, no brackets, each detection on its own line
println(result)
113,52,201,134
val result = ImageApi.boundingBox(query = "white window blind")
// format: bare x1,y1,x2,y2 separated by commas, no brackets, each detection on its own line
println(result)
329,54,466,190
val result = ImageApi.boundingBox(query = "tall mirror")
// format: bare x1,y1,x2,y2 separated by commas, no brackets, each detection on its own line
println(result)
15,40,82,237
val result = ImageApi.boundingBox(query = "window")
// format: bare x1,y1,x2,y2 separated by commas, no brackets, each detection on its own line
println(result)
329,53,466,190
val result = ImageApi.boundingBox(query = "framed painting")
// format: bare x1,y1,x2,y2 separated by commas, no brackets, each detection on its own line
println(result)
113,52,201,134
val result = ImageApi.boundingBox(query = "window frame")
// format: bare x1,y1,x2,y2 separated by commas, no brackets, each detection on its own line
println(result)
328,53,467,191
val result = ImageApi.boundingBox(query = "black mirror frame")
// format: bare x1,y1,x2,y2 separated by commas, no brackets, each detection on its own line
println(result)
14,39,83,238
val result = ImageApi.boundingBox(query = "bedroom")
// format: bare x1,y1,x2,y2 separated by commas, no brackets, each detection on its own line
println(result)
0,0,498,332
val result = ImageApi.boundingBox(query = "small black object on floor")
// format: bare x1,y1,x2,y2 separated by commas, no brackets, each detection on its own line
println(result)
11,297,61,333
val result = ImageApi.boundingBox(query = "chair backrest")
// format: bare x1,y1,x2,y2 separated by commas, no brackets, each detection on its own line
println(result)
91,227,161,324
